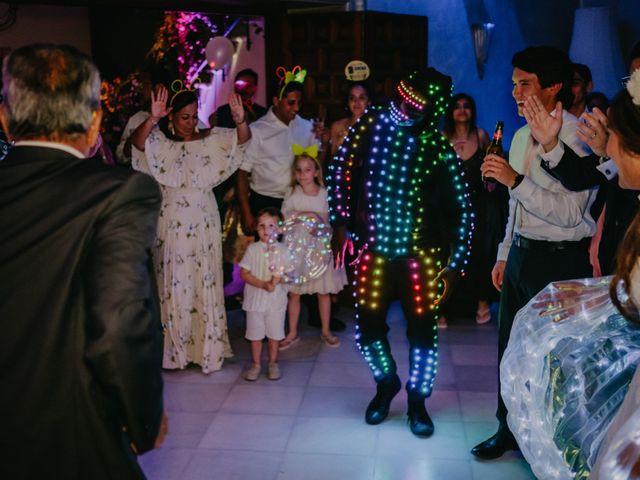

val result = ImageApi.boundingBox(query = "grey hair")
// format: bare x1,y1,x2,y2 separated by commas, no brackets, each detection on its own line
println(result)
2,43,101,139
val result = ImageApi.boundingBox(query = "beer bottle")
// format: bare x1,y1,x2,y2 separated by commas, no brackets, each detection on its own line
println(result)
483,121,504,183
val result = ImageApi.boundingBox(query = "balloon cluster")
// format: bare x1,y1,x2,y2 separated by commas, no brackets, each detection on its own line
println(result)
266,214,332,285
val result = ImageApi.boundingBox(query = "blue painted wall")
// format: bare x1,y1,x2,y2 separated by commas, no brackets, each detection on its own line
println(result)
364,0,640,149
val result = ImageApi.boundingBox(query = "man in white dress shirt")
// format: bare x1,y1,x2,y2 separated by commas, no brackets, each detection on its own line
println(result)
235,71,345,332
472,45,597,460
236,75,317,235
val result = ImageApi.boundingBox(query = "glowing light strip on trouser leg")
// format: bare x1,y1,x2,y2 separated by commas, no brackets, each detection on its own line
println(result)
358,337,398,382
407,345,438,399
406,250,442,399
354,252,397,382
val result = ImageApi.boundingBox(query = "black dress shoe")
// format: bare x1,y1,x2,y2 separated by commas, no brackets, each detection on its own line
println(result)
470,430,519,459
365,375,401,425
407,400,434,437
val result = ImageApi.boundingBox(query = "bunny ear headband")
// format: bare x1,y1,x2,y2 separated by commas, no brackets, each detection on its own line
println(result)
276,65,307,99
170,78,202,106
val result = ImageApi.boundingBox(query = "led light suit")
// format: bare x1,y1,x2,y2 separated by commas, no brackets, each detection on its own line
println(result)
328,68,472,400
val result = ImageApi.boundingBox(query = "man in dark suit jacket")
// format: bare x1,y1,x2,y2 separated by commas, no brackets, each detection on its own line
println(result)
540,145,639,275
0,44,165,479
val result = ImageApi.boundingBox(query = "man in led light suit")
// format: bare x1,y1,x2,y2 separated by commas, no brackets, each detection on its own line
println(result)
328,68,472,436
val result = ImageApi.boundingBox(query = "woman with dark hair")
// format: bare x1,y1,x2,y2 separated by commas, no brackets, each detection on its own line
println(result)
442,93,489,162
441,93,505,326
591,69,640,479
324,81,372,159
130,84,250,373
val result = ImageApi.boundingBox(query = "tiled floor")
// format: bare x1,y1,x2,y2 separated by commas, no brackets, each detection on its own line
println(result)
139,302,535,480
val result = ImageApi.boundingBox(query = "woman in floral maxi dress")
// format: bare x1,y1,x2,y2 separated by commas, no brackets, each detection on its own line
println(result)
131,85,250,373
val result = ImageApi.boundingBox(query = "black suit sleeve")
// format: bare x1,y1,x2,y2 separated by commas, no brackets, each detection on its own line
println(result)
84,172,163,454
542,144,606,190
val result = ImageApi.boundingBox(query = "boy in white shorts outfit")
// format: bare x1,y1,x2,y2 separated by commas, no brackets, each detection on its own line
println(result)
239,207,288,380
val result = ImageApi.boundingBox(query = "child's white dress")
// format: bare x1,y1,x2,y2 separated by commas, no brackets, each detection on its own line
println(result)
281,185,348,295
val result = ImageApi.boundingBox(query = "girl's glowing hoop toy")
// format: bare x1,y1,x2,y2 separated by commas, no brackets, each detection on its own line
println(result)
267,214,332,285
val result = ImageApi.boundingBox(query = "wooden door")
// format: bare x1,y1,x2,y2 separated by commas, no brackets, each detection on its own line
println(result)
280,11,428,123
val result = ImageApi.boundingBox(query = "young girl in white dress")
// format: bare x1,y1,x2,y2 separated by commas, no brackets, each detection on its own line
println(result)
280,149,347,349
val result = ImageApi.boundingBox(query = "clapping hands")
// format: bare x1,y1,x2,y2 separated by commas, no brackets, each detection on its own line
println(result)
522,96,563,151
576,107,608,157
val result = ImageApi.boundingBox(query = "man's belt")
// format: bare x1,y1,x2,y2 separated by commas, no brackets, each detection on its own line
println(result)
512,233,590,252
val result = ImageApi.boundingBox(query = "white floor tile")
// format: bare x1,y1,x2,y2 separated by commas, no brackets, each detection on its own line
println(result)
138,447,194,480
374,456,473,480
220,384,305,415
298,386,375,418
309,361,376,387
164,382,232,413
141,304,534,480
277,453,375,480
471,456,536,479
182,449,282,480
287,417,378,455
163,363,243,385
458,391,499,423
376,419,469,461
454,365,498,392
198,413,295,452
161,412,215,448
450,343,498,366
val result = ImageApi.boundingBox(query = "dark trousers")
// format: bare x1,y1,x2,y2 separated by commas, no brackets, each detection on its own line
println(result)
496,237,592,429
249,190,283,217
356,253,445,399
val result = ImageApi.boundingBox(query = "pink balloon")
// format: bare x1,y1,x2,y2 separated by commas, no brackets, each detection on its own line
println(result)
205,36,234,70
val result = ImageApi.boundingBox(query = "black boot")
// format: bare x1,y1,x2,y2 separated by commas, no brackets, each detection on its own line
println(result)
407,399,434,437
365,374,401,425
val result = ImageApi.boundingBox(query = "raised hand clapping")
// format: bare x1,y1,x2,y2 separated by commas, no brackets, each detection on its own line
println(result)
577,107,608,157
522,96,563,151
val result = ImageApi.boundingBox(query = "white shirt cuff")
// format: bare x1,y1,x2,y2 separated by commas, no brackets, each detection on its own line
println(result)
596,159,618,180
538,141,565,169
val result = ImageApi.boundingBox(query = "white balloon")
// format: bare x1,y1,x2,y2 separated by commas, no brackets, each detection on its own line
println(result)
205,36,234,70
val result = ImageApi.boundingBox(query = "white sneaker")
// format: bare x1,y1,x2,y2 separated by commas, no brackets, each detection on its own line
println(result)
267,362,281,380
243,364,261,381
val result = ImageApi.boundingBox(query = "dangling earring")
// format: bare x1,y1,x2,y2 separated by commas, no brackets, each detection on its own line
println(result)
194,125,199,134
168,121,175,135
